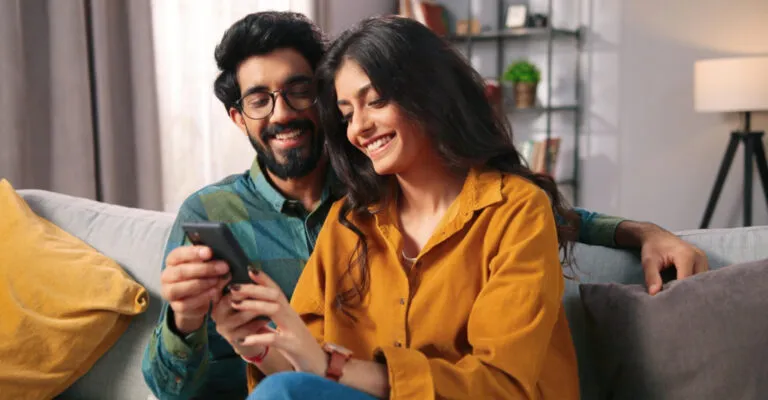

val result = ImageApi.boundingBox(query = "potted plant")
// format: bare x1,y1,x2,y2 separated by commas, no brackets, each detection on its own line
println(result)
502,60,540,108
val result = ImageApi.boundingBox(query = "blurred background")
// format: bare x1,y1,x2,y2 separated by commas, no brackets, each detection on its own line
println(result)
1,0,767,231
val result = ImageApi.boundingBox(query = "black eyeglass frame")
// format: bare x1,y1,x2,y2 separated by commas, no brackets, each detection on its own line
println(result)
235,86,318,120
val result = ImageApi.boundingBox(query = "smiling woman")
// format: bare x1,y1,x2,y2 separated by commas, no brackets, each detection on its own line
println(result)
335,61,430,176
236,15,580,400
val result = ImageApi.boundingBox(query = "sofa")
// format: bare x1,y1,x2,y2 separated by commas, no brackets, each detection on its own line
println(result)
17,188,768,400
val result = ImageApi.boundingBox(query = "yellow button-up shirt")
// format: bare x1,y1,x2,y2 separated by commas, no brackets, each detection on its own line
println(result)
252,168,579,399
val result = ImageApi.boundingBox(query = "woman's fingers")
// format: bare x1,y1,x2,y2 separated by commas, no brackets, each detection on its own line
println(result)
229,318,273,343
239,330,284,348
229,281,298,328
229,283,282,303
231,298,280,316
220,307,270,331
248,270,284,293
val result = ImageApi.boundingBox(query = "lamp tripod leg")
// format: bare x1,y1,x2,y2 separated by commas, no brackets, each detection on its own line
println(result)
700,134,741,229
752,135,768,216
744,135,755,226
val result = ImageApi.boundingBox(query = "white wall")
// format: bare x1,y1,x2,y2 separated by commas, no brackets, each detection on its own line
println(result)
581,0,768,230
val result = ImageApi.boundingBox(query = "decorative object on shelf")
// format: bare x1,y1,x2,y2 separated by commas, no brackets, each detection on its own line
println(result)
483,79,503,116
455,18,481,35
503,60,541,109
694,56,768,228
520,137,561,177
505,5,527,28
527,13,549,28
398,0,448,36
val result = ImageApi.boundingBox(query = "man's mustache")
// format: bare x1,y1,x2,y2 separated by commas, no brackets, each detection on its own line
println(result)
261,119,315,141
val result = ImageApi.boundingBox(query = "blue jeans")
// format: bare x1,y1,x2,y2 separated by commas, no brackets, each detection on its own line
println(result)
247,372,378,400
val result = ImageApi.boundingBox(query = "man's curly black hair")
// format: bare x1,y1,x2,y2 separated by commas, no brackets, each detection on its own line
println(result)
213,11,326,112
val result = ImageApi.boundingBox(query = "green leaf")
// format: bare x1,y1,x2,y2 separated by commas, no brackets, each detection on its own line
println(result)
502,60,541,83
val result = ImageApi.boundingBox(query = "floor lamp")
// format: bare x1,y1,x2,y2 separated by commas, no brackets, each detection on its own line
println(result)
695,56,768,228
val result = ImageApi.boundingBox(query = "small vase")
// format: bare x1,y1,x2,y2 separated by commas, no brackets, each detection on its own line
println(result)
514,82,538,109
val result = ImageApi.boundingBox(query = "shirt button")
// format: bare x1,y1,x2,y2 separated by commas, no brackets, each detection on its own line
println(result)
394,341,402,348
399,298,405,305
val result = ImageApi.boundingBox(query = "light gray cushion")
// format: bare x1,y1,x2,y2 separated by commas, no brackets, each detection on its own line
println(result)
579,258,768,400
19,190,174,400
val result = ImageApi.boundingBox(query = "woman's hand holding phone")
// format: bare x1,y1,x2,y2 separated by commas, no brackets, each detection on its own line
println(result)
161,245,232,334
211,269,327,376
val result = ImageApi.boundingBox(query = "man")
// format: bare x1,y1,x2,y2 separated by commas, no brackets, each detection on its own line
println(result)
141,11,707,399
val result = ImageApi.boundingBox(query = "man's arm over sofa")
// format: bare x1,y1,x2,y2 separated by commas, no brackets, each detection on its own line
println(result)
572,207,625,247
571,207,708,294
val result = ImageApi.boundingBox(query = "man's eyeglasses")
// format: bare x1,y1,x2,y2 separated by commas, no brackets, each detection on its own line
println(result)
236,81,317,120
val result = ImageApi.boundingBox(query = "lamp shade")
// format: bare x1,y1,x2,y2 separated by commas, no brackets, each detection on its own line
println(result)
694,56,768,113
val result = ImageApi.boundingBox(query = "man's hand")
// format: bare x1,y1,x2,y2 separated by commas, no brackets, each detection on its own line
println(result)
161,245,231,334
615,221,709,295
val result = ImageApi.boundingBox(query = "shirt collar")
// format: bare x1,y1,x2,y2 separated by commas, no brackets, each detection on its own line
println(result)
373,167,504,227
248,157,341,214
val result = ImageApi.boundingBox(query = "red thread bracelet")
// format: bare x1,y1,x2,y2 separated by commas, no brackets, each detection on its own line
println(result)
242,346,269,364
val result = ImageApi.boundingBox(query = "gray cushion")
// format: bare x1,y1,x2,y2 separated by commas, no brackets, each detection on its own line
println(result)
565,226,768,399
19,189,174,400
579,258,768,400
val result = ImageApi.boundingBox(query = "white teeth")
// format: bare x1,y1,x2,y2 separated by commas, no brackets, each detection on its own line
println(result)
365,135,393,152
275,130,302,140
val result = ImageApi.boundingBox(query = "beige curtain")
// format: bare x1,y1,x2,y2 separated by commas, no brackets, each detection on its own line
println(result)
0,0,162,210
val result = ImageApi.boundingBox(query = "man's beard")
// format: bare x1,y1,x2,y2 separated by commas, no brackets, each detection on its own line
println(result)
247,118,323,180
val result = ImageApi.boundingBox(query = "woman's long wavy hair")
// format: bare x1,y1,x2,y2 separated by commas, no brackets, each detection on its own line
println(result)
316,16,578,320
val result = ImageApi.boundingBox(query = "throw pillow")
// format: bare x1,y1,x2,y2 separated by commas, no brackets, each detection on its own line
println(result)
0,179,149,399
579,258,768,400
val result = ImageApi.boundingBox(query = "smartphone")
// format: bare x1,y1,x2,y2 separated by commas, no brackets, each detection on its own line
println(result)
181,222,258,292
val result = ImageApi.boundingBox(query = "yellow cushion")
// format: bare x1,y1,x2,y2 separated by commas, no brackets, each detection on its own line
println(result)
0,179,149,399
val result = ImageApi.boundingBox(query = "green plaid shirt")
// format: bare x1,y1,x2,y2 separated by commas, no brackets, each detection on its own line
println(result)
141,158,623,400
141,158,341,399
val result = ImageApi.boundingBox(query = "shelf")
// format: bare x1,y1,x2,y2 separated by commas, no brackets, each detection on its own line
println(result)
444,1,583,205
446,27,580,42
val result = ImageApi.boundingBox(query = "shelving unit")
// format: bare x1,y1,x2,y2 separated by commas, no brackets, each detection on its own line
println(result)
446,1,583,205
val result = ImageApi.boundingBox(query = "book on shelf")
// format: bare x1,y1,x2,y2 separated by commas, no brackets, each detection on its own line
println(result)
399,0,448,36
519,137,561,178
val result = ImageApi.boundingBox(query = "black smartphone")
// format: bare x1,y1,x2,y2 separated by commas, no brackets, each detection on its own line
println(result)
181,222,258,292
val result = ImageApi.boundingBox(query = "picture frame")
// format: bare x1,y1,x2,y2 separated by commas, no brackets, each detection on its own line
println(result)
505,5,528,29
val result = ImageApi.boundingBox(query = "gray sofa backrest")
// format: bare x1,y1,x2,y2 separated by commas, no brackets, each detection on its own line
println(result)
18,189,768,399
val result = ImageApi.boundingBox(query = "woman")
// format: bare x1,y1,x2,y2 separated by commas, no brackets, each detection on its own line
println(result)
213,15,580,399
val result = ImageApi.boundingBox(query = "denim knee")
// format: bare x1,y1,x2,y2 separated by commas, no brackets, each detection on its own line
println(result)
247,371,318,400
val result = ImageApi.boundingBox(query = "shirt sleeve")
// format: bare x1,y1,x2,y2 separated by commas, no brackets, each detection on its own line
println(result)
374,188,570,399
141,202,213,399
572,207,625,247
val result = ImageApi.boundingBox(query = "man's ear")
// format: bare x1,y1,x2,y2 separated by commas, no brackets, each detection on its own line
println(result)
228,107,248,135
